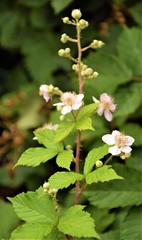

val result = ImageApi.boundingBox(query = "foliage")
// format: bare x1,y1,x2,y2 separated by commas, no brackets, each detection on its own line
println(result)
0,0,142,239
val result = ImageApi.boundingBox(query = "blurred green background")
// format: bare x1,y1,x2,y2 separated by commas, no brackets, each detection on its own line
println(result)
0,0,142,239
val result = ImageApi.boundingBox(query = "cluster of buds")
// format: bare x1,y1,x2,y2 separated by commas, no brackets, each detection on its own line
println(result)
90,40,105,49
43,182,58,196
72,63,98,79
39,84,62,103
58,48,71,57
60,33,69,43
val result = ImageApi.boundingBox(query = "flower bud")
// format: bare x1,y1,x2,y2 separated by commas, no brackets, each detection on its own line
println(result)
58,49,65,57
93,71,99,77
43,182,50,190
52,188,58,194
62,17,70,24
71,9,82,19
85,68,94,76
79,19,89,29
97,40,105,48
66,145,72,150
61,33,69,43
60,115,65,121
90,40,105,49
96,160,103,168
65,48,71,54
47,84,54,93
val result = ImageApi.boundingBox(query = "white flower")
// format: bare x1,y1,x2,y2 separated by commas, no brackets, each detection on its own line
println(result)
39,85,50,102
92,93,116,121
54,92,84,115
102,130,135,156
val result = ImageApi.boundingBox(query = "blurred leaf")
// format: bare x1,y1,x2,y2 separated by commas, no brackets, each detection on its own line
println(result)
84,164,142,208
15,147,58,167
126,148,142,173
10,223,52,240
120,206,142,240
58,205,100,238
49,172,84,190
18,0,49,7
114,82,142,120
51,0,73,14
86,165,123,184
56,150,73,170
117,27,142,75
121,123,142,147
84,144,109,175
0,200,19,239
84,52,132,95
8,188,58,224
101,230,120,240
129,3,142,26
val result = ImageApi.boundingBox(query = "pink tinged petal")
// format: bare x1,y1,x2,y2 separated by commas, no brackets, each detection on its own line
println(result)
61,106,72,115
111,130,120,137
126,136,135,146
120,146,132,153
109,146,121,155
102,134,115,145
100,93,110,102
72,101,82,110
92,96,100,103
104,110,112,122
110,103,116,111
97,104,104,116
40,85,48,93
43,93,50,102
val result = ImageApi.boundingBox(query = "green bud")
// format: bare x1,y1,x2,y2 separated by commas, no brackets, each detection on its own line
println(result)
66,145,72,150
58,49,65,57
90,40,105,49
96,160,103,168
85,68,94,76
65,48,71,54
71,9,82,19
72,64,78,71
93,71,99,77
60,115,65,121
97,40,105,48
62,17,70,24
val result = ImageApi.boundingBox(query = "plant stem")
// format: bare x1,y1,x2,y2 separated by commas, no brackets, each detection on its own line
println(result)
104,155,113,165
74,23,83,205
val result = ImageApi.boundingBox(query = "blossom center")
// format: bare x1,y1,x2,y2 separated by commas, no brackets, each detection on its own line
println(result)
61,93,75,106
115,133,128,147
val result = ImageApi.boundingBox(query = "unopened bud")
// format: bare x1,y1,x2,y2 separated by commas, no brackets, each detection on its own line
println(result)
85,68,94,76
93,71,99,77
90,40,105,49
60,115,65,121
96,160,103,168
43,182,50,190
71,9,82,19
47,84,54,93
79,19,89,29
65,48,71,54
52,188,58,194
61,33,69,43
58,49,65,57
66,145,72,150
62,17,70,24
72,64,78,71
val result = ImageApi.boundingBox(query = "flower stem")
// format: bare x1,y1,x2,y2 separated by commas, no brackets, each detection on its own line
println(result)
104,155,113,165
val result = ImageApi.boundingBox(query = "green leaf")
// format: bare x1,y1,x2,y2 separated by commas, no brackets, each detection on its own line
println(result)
0,200,19,239
86,165,123,184
18,0,48,7
43,228,66,239
129,3,142,26
120,123,142,147
34,129,63,151
120,206,142,240
101,230,120,240
51,0,73,14
117,27,142,75
114,83,142,120
49,172,84,190
15,147,58,167
84,164,142,208
10,223,52,240
77,103,99,119
56,150,73,170
76,117,95,131
8,188,58,224
84,52,132,95
55,121,75,142
84,144,109,176
58,205,100,238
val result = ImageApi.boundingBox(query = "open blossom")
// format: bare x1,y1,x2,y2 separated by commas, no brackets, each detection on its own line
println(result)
54,92,84,115
39,85,50,102
102,130,135,156
92,93,116,121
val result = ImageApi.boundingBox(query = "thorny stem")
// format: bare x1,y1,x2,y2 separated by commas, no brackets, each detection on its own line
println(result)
74,23,84,205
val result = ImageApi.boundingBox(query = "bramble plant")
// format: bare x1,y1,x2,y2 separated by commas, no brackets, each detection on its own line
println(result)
8,9,135,240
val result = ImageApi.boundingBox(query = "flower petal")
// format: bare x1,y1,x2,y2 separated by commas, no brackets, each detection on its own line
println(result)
109,146,121,155
111,130,120,137
102,134,115,145
126,136,135,146
76,94,84,101
92,96,99,103
120,146,132,153
53,102,64,106
97,104,104,116
61,106,72,115
100,93,110,102
43,93,50,102
104,110,112,122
